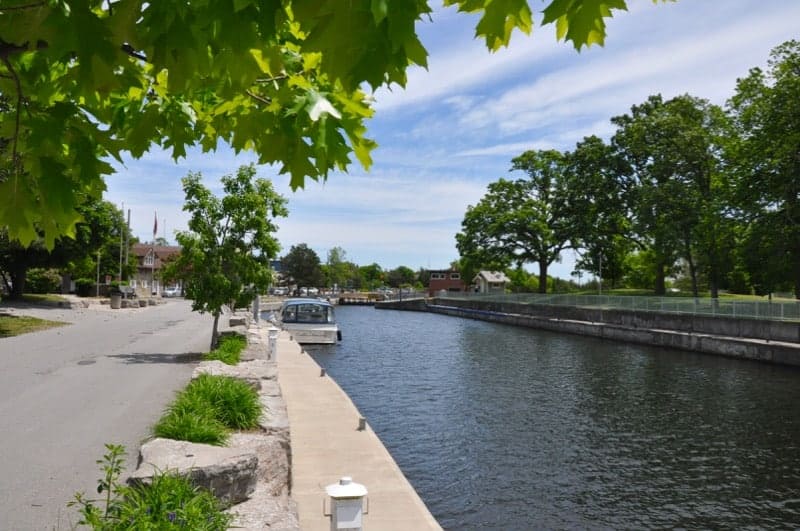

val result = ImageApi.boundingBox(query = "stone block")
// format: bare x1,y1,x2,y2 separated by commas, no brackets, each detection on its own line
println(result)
193,359,277,383
128,438,258,505
259,395,289,433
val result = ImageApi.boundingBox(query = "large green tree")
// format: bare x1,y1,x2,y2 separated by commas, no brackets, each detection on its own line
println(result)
728,40,800,298
563,135,632,289
282,243,324,289
0,198,130,298
0,1,661,248
611,94,731,297
457,149,571,293
172,164,287,347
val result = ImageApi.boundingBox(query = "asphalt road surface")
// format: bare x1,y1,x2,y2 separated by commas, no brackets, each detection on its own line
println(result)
0,298,217,530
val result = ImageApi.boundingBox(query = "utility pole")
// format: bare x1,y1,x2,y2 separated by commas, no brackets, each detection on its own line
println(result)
123,209,130,277
96,250,101,297
118,202,124,280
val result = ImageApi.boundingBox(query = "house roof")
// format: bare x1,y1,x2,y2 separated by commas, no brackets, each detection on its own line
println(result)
474,270,510,283
132,244,181,269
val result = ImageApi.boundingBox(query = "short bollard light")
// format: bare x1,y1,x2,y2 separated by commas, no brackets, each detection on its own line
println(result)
268,326,279,360
323,476,368,531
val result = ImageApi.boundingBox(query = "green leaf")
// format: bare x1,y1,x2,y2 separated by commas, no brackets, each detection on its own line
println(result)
474,0,533,51
541,0,628,49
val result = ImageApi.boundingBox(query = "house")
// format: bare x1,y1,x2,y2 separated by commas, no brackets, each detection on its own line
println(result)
473,270,510,294
131,243,181,296
428,269,467,296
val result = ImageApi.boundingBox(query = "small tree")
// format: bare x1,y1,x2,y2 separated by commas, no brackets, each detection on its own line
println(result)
174,164,288,348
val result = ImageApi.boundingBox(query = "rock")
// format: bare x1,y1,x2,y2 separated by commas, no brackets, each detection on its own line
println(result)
259,394,289,434
138,299,147,307
193,359,277,385
227,433,297,530
128,438,258,505
147,298,157,306
229,316,248,327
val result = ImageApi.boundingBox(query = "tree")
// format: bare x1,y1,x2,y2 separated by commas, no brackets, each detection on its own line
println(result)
359,263,384,290
728,40,800,298
386,265,416,288
324,246,350,289
172,164,287,348
0,199,130,298
282,244,324,289
563,135,632,289
0,1,659,247
457,150,571,293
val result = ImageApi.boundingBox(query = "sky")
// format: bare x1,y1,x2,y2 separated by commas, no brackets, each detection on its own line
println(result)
104,0,800,280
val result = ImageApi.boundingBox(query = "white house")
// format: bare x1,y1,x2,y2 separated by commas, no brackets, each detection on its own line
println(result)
473,270,510,294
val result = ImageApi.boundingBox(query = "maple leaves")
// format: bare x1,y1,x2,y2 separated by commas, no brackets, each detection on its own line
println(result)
0,0,646,248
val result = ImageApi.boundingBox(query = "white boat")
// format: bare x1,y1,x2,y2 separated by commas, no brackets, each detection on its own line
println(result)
278,298,341,344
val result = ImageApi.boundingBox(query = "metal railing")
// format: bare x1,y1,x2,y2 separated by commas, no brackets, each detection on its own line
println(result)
435,292,800,322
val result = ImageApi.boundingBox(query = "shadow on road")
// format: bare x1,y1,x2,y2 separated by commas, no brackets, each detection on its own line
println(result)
108,352,204,364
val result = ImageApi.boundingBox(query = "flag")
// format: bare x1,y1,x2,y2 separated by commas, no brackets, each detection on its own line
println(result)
153,211,158,239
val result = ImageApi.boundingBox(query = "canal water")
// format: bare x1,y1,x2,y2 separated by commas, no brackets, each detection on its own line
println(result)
303,305,800,530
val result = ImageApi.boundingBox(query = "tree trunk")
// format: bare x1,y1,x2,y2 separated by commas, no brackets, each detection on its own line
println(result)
794,242,800,300
654,259,666,296
538,262,548,294
685,239,698,298
9,265,27,300
210,311,220,351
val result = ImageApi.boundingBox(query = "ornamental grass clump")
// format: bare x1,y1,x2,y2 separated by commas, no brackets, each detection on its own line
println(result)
203,334,247,365
153,374,261,445
70,443,231,530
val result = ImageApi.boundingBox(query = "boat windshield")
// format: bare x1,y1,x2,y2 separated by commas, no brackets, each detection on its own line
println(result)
282,303,334,324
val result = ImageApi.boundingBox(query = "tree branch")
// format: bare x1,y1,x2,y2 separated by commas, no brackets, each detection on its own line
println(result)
120,43,148,62
0,2,45,11
245,90,271,106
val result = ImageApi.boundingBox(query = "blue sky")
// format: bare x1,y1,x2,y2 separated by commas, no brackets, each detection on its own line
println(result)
105,0,800,279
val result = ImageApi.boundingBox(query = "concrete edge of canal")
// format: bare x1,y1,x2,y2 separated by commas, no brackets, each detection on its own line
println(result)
271,328,443,531
377,298,800,367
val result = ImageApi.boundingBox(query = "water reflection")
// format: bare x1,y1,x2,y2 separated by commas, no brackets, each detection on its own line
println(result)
307,306,800,529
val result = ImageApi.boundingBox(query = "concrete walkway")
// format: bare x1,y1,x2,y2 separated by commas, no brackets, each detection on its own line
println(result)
274,331,442,531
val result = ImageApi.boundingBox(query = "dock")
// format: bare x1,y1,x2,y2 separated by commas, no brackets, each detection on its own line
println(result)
274,331,441,530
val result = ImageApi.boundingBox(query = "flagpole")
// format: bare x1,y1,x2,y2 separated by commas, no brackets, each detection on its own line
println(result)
152,211,157,295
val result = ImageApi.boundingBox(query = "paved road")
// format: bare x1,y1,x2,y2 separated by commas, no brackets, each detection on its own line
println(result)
0,299,215,530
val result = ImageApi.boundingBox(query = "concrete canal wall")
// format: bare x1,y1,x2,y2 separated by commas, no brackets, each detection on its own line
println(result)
378,298,800,367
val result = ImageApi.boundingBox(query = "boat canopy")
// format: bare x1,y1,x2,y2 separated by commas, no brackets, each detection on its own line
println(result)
281,300,336,324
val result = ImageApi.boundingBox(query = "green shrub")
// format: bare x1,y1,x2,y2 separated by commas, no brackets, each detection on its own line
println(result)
26,268,62,294
204,334,247,365
70,443,231,530
185,374,261,431
153,374,261,445
153,400,229,446
75,278,95,297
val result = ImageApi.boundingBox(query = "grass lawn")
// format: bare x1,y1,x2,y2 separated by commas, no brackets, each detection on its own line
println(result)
21,293,69,304
0,314,68,337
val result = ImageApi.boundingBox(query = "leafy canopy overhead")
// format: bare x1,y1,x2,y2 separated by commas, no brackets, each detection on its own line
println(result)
0,0,660,247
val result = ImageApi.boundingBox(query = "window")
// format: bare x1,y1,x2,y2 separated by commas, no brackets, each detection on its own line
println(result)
430,272,446,280
450,273,461,280
144,251,154,266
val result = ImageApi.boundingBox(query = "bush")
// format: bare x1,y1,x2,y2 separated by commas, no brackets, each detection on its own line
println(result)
153,400,229,446
186,374,261,431
70,444,231,530
26,268,62,294
204,334,247,365
153,374,262,445
75,278,95,297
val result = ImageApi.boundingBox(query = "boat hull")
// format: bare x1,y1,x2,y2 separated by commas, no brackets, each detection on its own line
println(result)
283,324,340,344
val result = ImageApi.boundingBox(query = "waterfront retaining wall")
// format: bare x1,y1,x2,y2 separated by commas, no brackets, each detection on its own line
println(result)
377,298,800,367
